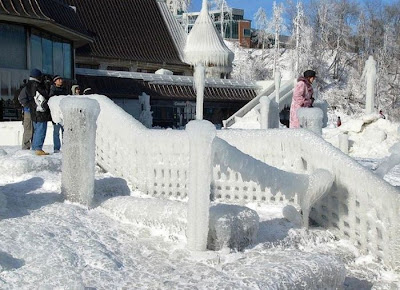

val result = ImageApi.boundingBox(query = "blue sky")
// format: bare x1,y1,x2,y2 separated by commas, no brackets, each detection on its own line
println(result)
189,0,398,28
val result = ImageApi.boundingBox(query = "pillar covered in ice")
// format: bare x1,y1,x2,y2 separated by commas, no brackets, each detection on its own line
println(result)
297,107,323,135
274,70,281,103
139,92,153,128
60,97,100,206
361,56,377,114
338,133,349,154
260,96,279,129
186,120,216,251
183,0,234,119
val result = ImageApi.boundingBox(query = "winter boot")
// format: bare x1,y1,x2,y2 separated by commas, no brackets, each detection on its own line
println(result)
35,150,49,156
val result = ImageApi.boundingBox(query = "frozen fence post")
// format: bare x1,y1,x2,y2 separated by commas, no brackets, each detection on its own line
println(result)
60,97,100,207
297,107,323,135
274,70,281,103
338,133,349,154
260,96,279,129
186,120,216,251
313,100,329,128
139,92,153,128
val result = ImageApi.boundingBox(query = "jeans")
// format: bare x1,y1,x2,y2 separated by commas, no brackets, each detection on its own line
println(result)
32,122,47,150
53,123,64,151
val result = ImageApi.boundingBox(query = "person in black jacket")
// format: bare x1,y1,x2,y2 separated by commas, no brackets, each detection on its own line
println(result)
49,75,68,153
18,69,51,155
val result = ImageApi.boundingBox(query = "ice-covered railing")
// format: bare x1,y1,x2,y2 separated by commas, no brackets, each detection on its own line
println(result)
49,95,400,269
223,80,294,128
217,129,400,270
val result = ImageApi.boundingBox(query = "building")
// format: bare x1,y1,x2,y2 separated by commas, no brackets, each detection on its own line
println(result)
166,0,188,16
179,7,252,48
75,68,258,128
66,0,191,76
0,0,91,120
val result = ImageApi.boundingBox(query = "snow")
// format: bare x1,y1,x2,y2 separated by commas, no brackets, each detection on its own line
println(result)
1,100,400,288
0,143,399,288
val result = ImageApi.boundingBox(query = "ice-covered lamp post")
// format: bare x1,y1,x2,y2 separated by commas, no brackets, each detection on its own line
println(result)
361,56,377,114
186,120,216,251
183,0,232,250
60,97,100,207
183,0,233,120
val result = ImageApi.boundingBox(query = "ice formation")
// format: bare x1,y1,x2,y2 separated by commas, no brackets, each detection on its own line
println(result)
297,107,323,135
193,64,205,120
282,205,302,227
183,0,234,76
139,93,153,128
300,169,334,228
375,142,400,177
313,99,329,127
361,56,377,114
208,203,259,251
259,96,279,129
60,97,100,206
338,133,349,154
274,70,281,103
43,94,400,269
186,120,216,251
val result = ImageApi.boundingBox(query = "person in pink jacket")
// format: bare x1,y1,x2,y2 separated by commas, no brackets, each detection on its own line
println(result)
289,70,316,128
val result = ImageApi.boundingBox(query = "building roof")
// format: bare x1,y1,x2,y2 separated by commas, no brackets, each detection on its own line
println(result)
75,73,257,102
0,0,91,46
66,0,188,66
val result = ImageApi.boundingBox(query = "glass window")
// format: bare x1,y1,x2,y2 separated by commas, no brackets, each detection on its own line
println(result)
0,24,26,69
53,41,63,76
30,31,73,79
30,34,42,71
63,43,71,78
42,37,53,74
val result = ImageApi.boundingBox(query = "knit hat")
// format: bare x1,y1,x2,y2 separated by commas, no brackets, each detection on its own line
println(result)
53,75,62,82
30,68,42,78
303,70,316,78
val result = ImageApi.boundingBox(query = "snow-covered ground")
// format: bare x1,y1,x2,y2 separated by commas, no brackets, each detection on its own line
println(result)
1,116,400,289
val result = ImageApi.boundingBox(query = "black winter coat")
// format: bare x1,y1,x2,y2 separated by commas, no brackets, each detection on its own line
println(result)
49,85,68,97
18,79,51,122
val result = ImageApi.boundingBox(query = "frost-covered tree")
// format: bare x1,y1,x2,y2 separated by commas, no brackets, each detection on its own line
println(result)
209,0,229,37
254,7,268,50
271,1,285,76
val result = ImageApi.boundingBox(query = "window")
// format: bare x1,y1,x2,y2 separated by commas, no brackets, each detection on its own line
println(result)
244,29,251,37
0,23,26,69
30,30,72,79
42,37,53,74
30,34,42,71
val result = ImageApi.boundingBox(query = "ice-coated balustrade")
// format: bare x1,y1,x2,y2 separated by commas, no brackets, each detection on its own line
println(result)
49,94,400,270
217,129,400,270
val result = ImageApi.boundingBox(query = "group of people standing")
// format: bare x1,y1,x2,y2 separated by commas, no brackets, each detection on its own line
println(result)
18,68,92,156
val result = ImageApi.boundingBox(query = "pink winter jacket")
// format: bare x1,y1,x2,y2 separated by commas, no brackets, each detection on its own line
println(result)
289,77,314,128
